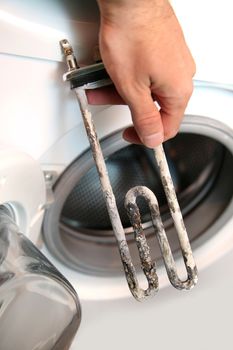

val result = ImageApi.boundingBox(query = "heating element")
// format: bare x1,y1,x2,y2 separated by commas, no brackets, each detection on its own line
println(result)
60,39,198,301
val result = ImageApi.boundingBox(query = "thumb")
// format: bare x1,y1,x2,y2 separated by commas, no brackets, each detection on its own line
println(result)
127,92,164,148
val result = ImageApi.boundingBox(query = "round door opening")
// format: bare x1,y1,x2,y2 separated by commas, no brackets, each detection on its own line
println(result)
43,128,233,276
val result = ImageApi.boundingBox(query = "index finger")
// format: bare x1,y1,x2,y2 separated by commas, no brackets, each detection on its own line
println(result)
86,85,125,105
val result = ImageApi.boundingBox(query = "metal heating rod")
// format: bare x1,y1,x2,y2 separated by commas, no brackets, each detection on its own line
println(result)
60,39,198,301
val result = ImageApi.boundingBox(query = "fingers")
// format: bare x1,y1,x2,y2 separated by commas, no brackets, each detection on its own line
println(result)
156,82,193,141
86,85,125,105
87,83,164,148
160,109,183,141
123,126,142,145
160,105,185,141
87,81,192,147
126,91,164,148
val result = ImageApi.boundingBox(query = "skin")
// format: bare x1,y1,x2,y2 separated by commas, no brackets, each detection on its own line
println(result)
87,0,196,148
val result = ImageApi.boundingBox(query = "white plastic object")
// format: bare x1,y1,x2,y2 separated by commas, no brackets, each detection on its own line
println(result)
0,147,46,243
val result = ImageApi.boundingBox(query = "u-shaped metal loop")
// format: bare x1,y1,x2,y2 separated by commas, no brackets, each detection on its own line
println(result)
118,239,158,301
125,186,198,292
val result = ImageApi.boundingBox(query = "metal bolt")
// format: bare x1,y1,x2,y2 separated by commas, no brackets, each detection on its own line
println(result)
44,172,53,182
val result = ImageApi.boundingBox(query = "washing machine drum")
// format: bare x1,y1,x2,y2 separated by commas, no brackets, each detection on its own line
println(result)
43,131,233,275
62,133,223,229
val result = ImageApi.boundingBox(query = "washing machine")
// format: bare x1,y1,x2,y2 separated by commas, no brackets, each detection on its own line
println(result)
0,0,233,349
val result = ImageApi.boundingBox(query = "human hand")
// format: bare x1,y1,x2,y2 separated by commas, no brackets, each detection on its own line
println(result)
87,0,196,148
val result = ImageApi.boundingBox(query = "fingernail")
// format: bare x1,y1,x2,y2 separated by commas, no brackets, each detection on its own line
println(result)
142,132,164,148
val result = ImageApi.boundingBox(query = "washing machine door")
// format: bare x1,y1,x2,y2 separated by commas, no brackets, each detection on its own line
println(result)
0,149,81,350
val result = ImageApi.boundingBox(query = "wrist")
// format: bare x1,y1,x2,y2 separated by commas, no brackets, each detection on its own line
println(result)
97,0,172,22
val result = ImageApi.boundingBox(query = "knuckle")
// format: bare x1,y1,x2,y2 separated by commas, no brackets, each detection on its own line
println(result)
171,81,193,105
192,61,197,77
185,81,194,98
190,56,197,76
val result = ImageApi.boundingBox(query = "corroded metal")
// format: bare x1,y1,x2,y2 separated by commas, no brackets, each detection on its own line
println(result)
153,146,198,289
60,39,198,301
125,186,198,291
76,88,157,301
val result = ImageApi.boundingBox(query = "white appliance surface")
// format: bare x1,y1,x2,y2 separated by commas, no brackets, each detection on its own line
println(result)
71,249,233,350
0,1,233,349
0,0,232,162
